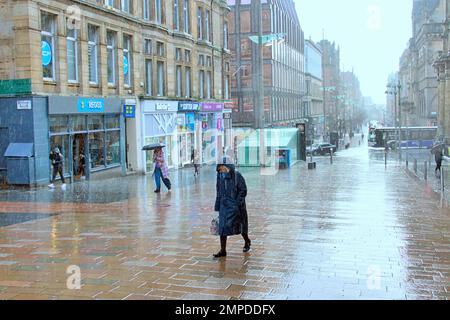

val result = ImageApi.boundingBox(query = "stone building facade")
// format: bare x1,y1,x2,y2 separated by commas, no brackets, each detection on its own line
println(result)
0,0,231,184
304,39,323,141
398,0,444,128
319,39,340,134
227,0,305,128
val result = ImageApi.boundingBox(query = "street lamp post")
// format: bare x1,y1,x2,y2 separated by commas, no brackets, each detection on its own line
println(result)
398,81,402,161
386,83,401,159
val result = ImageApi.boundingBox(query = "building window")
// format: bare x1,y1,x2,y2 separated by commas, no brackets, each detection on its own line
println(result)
89,132,105,169
41,12,56,81
155,0,163,24
157,61,165,96
206,71,211,99
205,10,210,42
143,0,151,20
174,0,180,30
144,39,152,55
156,41,165,57
197,7,203,40
176,65,182,97
106,31,116,86
199,70,204,99
223,21,228,50
123,35,132,87
121,0,130,13
185,49,191,63
183,0,190,34
106,130,121,166
66,26,78,83
224,75,230,100
88,25,99,84
198,54,204,66
185,67,191,98
145,59,153,96
175,48,182,61
206,56,212,67
105,0,114,7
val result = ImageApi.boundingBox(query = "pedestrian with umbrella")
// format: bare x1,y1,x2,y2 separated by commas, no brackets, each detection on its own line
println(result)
212,155,251,258
143,143,172,193
432,143,444,176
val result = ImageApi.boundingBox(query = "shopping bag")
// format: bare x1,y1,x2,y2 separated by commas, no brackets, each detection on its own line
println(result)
210,216,219,236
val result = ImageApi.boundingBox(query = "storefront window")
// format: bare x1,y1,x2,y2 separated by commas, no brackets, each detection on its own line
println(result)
106,115,120,129
49,116,69,134
89,132,105,169
106,131,120,166
71,116,87,132
88,116,104,131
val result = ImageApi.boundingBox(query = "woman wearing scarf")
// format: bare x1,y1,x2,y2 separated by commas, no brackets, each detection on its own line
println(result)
213,157,251,258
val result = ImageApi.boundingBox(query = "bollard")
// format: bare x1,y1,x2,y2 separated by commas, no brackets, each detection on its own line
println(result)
330,149,333,164
414,159,417,174
385,151,387,167
424,161,428,181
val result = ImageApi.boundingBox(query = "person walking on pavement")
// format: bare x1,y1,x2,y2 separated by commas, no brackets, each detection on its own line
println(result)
191,148,200,177
213,157,251,258
435,146,443,176
49,147,66,189
153,147,171,193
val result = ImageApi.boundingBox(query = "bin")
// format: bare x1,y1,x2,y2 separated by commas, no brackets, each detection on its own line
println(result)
277,149,291,169
4,143,34,185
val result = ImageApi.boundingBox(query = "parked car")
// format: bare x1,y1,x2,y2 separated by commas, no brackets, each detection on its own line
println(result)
307,143,337,156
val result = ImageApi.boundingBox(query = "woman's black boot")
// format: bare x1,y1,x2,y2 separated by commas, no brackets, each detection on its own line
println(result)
213,250,227,258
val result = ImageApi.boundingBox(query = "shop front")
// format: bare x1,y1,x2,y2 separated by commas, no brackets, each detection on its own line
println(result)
47,96,125,181
142,100,178,173
200,102,224,164
177,102,200,168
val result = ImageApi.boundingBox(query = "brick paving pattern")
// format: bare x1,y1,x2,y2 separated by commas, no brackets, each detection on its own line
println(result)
0,144,449,300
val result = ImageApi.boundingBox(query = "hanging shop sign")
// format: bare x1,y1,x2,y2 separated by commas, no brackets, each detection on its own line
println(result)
201,102,223,112
77,98,105,113
178,102,200,112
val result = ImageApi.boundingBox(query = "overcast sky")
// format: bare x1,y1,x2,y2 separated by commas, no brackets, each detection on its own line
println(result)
295,0,413,105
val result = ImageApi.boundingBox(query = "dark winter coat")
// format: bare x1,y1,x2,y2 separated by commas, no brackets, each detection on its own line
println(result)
214,164,248,237
435,151,443,164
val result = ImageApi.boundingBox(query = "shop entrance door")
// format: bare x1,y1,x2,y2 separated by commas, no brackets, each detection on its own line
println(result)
72,134,87,180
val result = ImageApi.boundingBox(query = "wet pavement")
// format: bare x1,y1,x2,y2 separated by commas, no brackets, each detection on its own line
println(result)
0,142,449,300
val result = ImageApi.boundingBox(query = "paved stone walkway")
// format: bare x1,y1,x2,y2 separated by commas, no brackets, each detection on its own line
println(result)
0,144,449,300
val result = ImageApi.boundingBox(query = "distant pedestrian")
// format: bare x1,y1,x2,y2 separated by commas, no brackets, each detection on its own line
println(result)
191,148,200,177
213,158,251,258
153,147,171,193
49,147,66,189
435,147,443,176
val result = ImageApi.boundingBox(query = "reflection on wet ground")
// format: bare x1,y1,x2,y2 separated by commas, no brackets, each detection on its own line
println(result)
0,143,449,300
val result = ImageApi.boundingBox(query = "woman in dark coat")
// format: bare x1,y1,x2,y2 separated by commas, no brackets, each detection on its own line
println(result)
435,147,443,175
213,163,251,258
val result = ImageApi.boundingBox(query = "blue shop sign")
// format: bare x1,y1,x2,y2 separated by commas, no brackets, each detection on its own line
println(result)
77,98,105,113
124,56,129,75
41,41,52,66
123,104,136,118
178,102,200,112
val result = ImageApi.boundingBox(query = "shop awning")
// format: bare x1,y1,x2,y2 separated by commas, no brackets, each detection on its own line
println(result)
238,128,298,148
4,143,34,157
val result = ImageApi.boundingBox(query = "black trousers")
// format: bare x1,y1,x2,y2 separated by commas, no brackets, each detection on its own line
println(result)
436,161,442,173
51,164,65,184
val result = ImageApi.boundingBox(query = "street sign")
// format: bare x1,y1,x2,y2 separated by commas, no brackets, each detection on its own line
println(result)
249,33,286,45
